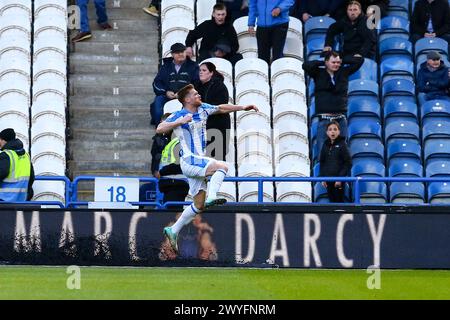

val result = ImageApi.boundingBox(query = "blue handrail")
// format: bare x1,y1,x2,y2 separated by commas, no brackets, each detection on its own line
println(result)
8,175,450,208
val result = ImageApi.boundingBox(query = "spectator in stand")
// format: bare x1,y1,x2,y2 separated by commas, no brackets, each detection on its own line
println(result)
194,62,231,161
319,121,352,203
218,0,249,23
417,51,450,103
248,0,294,64
151,43,199,125
410,0,450,54
0,128,34,202
72,0,112,42
302,51,364,152
359,0,389,18
323,1,377,59
299,0,346,23
142,0,160,17
185,3,243,65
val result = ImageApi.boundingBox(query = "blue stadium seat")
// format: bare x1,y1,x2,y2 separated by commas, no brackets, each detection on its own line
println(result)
358,182,388,203
428,182,450,204
352,158,385,177
313,182,328,202
348,119,382,141
379,16,410,42
348,58,378,81
387,138,422,161
424,139,450,162
426,159,450,177
414,37,449,63
385,117,420,142
390,182,425,203
304,16,336,42
348,79,379,97
389,158,423,177
347,97,381,120
421,100,450,121
379,37,413,62
306,37,325,61
350,138,384,160
422,117,450,141
382,79,415,102
384,99,418,120
380,57,414,84
308,78,315,99
387,0,410,19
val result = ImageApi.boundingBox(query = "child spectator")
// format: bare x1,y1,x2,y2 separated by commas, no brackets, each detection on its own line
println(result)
319,121,352,203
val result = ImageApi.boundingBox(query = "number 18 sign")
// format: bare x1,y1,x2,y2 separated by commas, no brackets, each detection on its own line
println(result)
94,177,140,203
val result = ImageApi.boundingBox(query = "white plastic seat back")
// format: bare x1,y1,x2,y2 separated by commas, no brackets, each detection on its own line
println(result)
0,35,31,54
0,93,29,118
162,30,191,57
0,47,30,63
273,99,308,123
271,57,303,80
276,182,312,202
34,0,67,12
0,77,30,97
31,118,65,143
162,17,195,38
34,6,67,19
163,99,182,114
34,14,67,36
0,115,29,149
161,0,195,19
276,159,310,177
274,118,308,141
33,54,66,80
235,58,268,80
31,135,65,159
31,95,65,121
33,156,65,176
272,76,306,97
32,180,66,203
196,0,215,24
235,80,270,102
34,33,67,56
33,73,66,99
218,182,237,202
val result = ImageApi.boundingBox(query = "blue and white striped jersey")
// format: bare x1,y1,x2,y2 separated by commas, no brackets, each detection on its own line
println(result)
166,103,219,165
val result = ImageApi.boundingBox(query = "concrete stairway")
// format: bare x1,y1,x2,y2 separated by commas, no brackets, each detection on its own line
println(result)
68,0,159,200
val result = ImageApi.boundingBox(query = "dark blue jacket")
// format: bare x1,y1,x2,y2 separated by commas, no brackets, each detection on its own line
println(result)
299,0,345,18
248,0,294,27
417,61,450,100
152,57,199,96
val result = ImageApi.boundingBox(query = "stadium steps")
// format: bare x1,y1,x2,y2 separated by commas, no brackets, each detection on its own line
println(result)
68,0,158,201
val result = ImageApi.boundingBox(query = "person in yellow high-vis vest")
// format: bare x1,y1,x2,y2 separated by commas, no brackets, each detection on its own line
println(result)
0,128,35,202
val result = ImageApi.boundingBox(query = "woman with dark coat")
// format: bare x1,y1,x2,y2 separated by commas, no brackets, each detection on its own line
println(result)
194,62,231,161
319,121,352,203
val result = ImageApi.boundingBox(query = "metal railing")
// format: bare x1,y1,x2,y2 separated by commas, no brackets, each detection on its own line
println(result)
2,175,450,209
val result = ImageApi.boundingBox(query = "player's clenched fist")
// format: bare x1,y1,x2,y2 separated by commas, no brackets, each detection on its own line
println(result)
243,105,259,112
178,114,193,124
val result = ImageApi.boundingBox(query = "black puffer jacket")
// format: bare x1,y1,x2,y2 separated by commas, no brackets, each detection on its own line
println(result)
319,136,352,177
411,0,450,37
0,139,35,200
195,74,231,130
150,134,170,174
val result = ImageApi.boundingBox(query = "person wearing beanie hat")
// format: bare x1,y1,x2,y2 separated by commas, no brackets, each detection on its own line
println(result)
417,50,450,103
0,128,35,202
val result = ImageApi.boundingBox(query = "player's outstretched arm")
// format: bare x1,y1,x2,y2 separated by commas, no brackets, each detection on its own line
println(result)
156,114,193,134
217,104,259,114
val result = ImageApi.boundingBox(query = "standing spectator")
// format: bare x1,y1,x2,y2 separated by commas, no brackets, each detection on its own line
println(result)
185,3,243,65
319,121,352,203
0,128,34,202
218,0,249,23
247,0,295,64
417,51,450,103
302,51,364,151
323,1,377,59
72,0,112,42
359,0,389,18
142,0,160,17
299,0,346,23
410,0,450,54
194,62,231,161
151,43,199,125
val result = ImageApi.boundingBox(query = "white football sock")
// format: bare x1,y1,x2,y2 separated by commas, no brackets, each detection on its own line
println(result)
207,169,227,200
171,204,200,234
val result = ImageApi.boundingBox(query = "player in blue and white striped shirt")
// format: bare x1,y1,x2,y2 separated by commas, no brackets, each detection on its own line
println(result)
156,84,258,253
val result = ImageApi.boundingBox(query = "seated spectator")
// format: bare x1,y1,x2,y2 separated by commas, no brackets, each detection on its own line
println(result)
359,0,389,18
248,0,294,64
410,0,450,54
417,51,450,102
299,0,346,23
323,1,376,59
218,0,249,23
150,43,199,125
185,3,243,65
73,0,112,42
148,113,189,210
319,121,352,203
194,62,231,161
302,51,364,152
142,0,160,17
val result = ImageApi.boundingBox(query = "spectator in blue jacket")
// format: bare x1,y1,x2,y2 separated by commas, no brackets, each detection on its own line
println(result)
417,51,450,103
151,43,199,125
247,0,295,63
299,0,346,22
